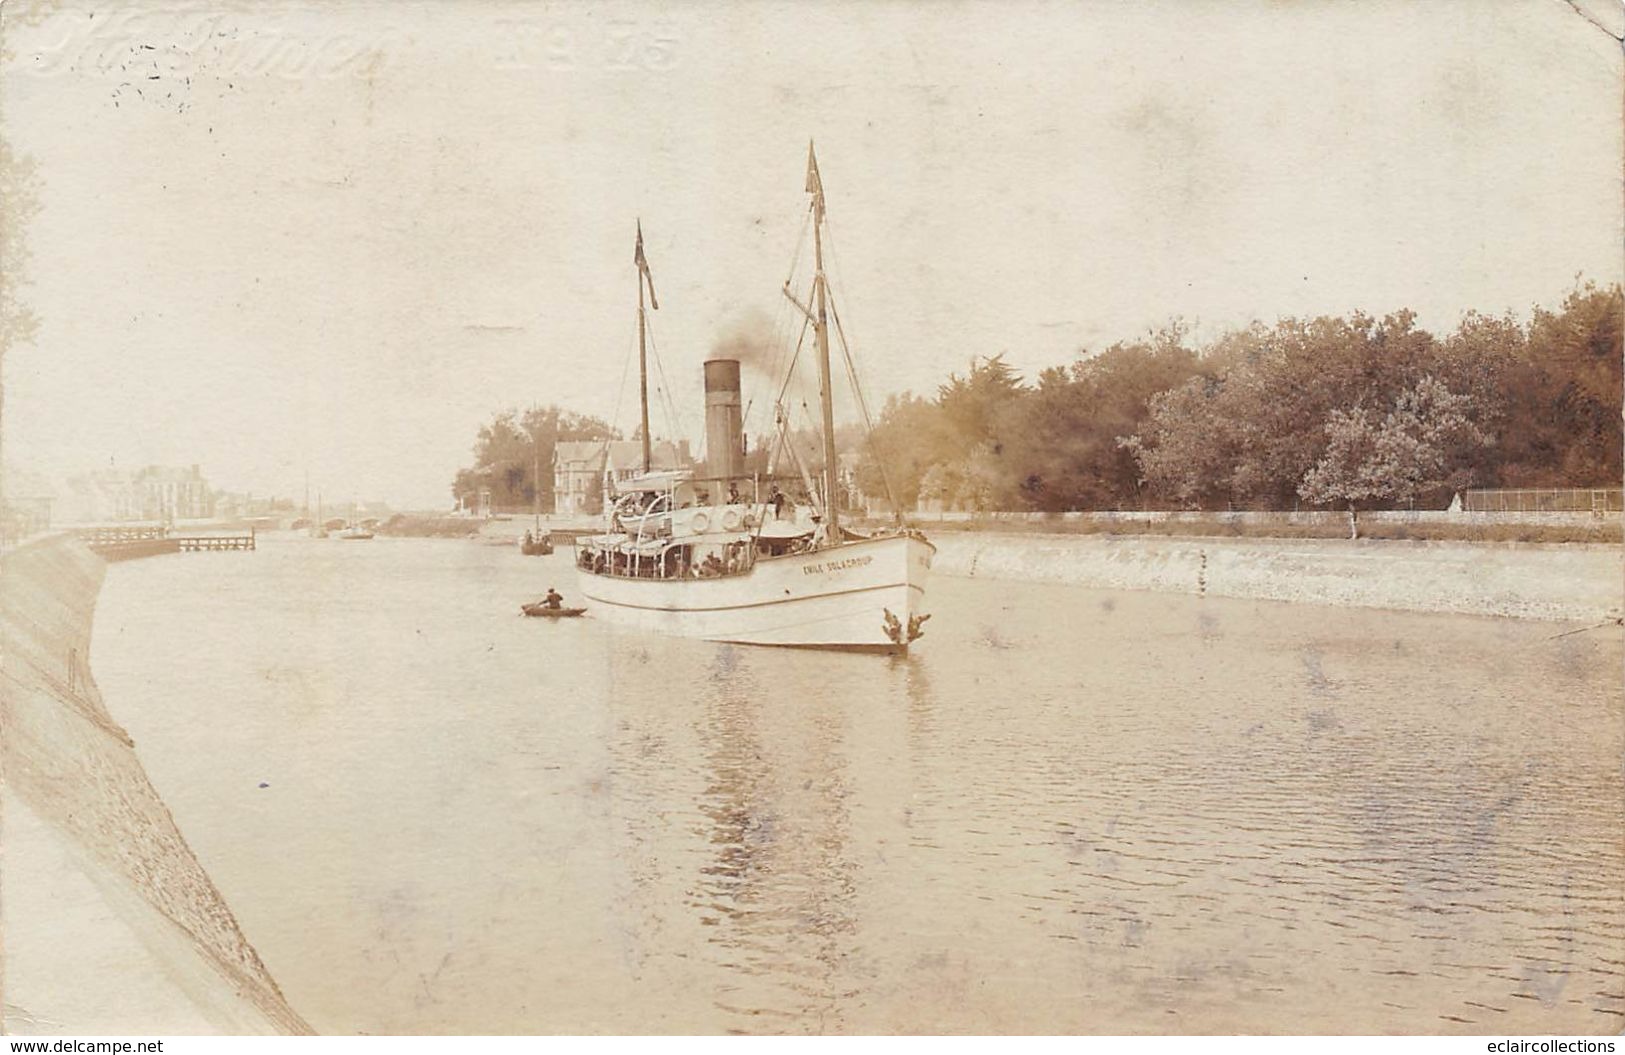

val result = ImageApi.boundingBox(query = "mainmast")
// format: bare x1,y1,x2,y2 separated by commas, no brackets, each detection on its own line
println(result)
807,142,840,540
635,221,659,475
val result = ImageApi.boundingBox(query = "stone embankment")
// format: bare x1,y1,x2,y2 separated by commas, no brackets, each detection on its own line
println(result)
930,532,1624,623
0,535,311,1034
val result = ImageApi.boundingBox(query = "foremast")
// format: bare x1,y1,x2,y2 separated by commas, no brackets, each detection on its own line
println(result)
635,220,659,475
805,142,841,540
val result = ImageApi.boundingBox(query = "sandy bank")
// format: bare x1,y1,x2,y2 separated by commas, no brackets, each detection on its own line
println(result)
0,536,310,1035
930,532,1624,622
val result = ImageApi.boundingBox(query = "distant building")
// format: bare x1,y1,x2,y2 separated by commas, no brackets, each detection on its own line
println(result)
62,469,138,523
137,465,214,520
553,440,690,516
61,464,214,523
214,493,299,520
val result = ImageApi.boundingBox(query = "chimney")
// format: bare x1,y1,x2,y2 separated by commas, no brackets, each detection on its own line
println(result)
703,359,744,482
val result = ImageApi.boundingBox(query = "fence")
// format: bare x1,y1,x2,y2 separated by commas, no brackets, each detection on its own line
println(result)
1463,489,1622,515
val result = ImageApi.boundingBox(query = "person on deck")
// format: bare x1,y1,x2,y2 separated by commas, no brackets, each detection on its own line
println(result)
727,483,741,505
768,485,788,520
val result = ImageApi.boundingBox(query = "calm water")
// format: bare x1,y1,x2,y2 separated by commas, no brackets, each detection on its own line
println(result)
90,534,1624,1034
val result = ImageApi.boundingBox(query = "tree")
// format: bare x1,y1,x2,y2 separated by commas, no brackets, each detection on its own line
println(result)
1002,327,1205,511
817,284,1619,519
854,392,957,511
1496,282,1623,487
452,405,616,511
1121,374,1237,508
1128,311,1446,509
936,354,1026,456
1298,377,1491,537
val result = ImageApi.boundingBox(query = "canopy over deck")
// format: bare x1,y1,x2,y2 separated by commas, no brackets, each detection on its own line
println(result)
612,470,690,495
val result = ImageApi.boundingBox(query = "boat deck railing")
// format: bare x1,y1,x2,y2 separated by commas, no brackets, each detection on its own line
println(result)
576,538,760,581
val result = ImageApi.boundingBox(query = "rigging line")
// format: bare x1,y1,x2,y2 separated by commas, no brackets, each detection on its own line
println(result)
607,315,638,456
751,286,800,438
762,205,815,406
641,309,669,439
783,202,812,290
822,215,904,518
831,297,902,519
829,295,879,432
759,291,800,424
774,312,813,411
645,321,686,444
746,202,816,447
819,214,872,406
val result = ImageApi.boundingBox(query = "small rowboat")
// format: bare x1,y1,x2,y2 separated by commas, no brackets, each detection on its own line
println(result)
521,603,587,618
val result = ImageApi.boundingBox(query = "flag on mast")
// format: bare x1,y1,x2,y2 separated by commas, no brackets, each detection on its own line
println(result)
635,220,659,310
805,140,825,215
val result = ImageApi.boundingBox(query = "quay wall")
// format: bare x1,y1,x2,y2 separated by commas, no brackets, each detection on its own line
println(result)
930,532,1624,623
0,535,311,1034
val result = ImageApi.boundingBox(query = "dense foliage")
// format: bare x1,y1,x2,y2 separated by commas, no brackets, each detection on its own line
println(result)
453,284,1621,515
451,405,616,510
857,283,1622,512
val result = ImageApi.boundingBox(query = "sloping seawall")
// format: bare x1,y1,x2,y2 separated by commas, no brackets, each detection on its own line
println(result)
931,533,1624,622
0,535,310,1034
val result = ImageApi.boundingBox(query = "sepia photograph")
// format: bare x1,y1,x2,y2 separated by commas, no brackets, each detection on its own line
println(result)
0,0,1621,1042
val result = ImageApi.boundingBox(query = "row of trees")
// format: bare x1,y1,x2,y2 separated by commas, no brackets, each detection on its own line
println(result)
453,284,1620,520
852,283,1622,517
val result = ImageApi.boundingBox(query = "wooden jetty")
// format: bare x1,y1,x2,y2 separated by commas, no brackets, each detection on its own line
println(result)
176,534,256,552
78,526,256,561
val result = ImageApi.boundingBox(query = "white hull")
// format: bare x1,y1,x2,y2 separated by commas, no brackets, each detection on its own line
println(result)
576,534,934,651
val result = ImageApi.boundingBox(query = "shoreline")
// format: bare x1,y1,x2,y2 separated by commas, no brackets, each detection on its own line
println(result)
897,506,1623,544
0,535,310,1035
929,531,1624,623
370,508,1625,546
303,515,1622,622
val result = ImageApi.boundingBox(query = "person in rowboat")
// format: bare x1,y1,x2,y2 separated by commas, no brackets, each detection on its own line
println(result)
543,587,564,610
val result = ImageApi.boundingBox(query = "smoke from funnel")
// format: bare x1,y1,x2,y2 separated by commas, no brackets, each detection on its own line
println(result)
710,307,777,374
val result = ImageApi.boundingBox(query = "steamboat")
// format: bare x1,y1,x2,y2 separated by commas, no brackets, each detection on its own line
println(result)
574,145,934,652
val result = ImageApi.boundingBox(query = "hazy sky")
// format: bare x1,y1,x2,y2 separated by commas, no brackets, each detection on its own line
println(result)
3,0,1620,508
